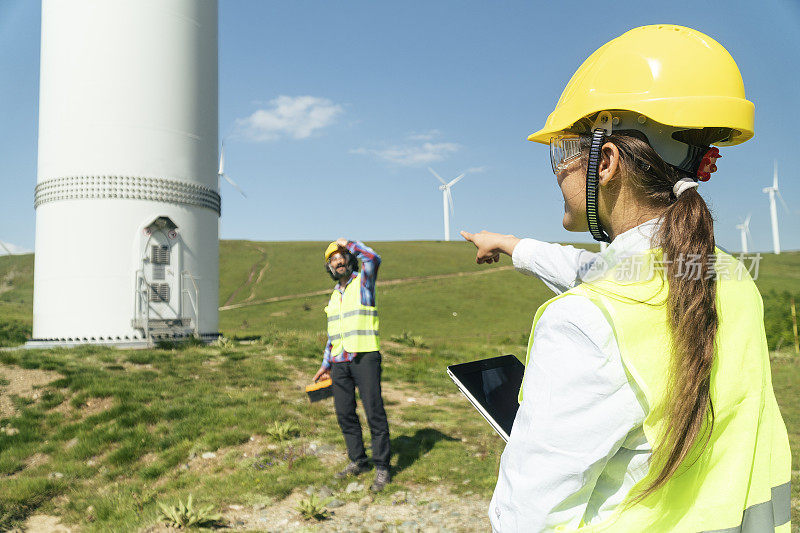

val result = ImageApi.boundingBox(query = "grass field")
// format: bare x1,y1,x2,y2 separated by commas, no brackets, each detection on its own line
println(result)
216,241,800,350
0,335,514,530
1,242,799,530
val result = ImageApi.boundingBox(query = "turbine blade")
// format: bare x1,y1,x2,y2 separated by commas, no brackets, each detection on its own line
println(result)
773,159,778,190
744,213,751,227
447,173,465,187
428,167,447,185
219,143,225,175
776,188,790,213
223,173,247,198
446,187,454,215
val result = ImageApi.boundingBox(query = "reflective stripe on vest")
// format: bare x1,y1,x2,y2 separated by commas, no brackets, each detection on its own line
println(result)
701,481,791,533
327,309,378,322
325,272,380,355
522,249,792,532
327,330,381,342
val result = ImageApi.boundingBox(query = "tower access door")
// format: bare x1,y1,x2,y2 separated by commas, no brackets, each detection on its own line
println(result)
133,217,197,340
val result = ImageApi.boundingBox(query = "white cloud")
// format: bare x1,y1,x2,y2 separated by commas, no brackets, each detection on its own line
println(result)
351,142,460,166
0,241,31,255
465,166,488,174
407,129,441,141
235,96,343,141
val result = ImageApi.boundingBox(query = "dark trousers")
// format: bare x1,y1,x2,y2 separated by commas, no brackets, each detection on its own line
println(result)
331,351,391,470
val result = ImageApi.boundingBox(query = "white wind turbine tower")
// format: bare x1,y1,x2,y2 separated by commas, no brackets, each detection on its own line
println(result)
735,214,752,254
218,142,247,198
762,160,789,255
429,167,465,241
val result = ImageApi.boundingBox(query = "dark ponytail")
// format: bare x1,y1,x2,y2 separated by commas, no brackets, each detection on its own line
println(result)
606,133,718,503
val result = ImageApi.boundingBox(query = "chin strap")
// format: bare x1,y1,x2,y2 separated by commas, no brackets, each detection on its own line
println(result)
586,128,610,243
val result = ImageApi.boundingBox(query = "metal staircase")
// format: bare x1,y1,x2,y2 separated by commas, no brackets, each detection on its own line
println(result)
133,269,200,342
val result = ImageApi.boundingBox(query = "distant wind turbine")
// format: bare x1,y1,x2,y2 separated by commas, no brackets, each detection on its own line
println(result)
218,142,247,198
762,160,789,254
735,214,752,254
428,167,465,241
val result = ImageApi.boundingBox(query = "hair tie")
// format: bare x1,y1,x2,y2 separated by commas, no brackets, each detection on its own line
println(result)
673,177,699,198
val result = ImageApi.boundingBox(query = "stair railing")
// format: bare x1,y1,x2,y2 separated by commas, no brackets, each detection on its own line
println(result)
181,271,200,338
134,268,151,340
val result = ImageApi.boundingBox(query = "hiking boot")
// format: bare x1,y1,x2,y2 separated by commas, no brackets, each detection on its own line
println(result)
334,461,370,479
370,468,391,492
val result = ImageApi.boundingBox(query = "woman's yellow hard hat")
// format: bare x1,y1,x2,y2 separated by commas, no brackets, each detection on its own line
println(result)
528,25,754,146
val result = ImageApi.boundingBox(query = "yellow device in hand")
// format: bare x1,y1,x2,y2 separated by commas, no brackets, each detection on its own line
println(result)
306,378,333,403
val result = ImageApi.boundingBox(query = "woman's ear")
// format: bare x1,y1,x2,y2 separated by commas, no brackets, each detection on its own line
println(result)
598,142,621,186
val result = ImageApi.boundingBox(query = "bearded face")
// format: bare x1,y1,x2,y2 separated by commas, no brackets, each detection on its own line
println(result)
327,250,353,280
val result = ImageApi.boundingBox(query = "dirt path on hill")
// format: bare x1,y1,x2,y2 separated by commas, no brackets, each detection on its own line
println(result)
222,245,269,307
246,247,270,302
219,266,514,312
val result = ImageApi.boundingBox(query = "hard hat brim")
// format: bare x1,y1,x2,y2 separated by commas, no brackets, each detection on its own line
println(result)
528,96,754,146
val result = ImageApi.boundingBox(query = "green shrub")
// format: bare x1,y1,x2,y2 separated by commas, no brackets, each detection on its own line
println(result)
266,420,300,442
157,494,224,529
294,493,331,521
390,331,427,348
211,336,235,350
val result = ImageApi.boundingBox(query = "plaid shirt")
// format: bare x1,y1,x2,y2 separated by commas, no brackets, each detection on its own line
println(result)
321,240,381,369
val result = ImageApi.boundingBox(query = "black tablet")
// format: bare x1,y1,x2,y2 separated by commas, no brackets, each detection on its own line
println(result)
447,354,524,442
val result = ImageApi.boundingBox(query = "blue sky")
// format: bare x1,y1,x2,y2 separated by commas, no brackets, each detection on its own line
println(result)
2,0,799,253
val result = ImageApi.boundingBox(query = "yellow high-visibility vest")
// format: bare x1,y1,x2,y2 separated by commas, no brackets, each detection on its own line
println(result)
325,272,380,355
521,249,791,532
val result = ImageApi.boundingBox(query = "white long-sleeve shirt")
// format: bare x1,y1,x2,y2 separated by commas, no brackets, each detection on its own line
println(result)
489,220,661,532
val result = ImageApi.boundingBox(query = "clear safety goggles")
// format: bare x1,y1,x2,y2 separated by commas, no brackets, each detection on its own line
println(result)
549,135,586,174
327,251,345,264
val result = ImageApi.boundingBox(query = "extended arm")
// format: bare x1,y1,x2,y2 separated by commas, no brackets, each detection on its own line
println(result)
461,230,599,294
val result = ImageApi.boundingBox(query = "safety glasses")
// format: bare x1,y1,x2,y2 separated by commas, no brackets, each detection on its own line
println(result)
549,135,585,174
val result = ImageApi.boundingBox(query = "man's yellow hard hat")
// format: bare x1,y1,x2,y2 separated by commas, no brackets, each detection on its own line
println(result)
324,242,341,261
528,25,754,146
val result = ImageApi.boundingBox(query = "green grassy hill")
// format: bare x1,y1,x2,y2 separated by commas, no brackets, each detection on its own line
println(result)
218,240,568,347
0,253,35,346
3,242,800,349
218,242,800,350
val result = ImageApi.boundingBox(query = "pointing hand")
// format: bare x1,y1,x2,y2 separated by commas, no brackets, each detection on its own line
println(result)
460,230,521,265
